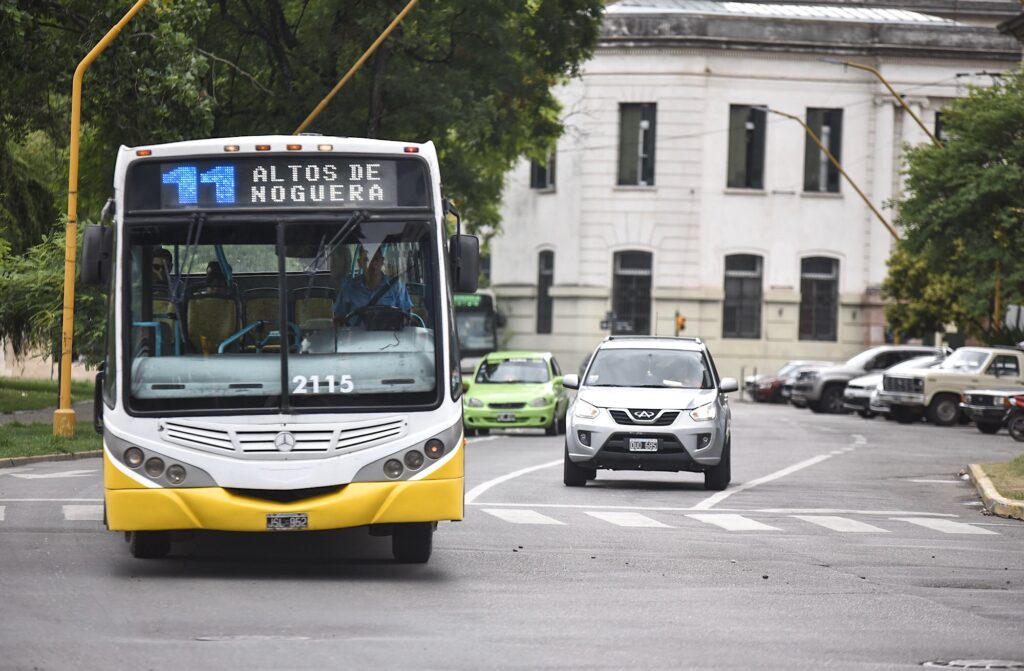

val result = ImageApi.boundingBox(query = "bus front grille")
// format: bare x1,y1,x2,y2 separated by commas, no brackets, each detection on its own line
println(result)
160,417,408,459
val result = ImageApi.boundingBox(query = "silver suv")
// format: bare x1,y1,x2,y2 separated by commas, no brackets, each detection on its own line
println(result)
561,336,738,490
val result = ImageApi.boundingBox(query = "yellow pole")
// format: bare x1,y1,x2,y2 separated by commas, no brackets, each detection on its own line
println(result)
54,0,150,438
294,0,419,135
764,107,900,242
826,59,942,148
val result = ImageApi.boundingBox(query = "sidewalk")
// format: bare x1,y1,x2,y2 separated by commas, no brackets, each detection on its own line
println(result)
0,401,94,426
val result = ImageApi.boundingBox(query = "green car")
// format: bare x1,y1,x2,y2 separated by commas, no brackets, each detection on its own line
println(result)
463,351,570,436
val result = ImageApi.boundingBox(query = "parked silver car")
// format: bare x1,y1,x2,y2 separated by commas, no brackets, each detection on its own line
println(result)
561,336,738,491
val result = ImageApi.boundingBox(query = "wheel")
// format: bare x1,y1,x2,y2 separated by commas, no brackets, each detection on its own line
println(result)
1008,415,1024,442
857,410,875,419
556,410,567,435
926,394,960,427
891,405,919,424
391,522,434,563
343,304,413,329
976,422,1001,435
477,428,489,436
126,531,171,559
704,439,731,491
818,385,846,414
464,427,476,437
563,446,592,487
545,418,558,436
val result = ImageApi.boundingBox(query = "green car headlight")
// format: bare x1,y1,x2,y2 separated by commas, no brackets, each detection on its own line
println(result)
528,396,551,407
465,397,484,408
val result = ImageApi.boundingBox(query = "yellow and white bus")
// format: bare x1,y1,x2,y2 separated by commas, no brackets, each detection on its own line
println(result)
81,135,479,563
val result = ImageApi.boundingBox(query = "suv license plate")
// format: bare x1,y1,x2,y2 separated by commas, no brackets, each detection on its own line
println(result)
266,513,308,531
628,438,659,452
496,412,517,422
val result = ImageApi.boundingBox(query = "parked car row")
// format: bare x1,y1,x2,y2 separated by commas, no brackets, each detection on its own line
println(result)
755,344,1024,441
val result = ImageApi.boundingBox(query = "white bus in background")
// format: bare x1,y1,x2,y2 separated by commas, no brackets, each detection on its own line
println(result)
81,135,479,564
453,289,502,374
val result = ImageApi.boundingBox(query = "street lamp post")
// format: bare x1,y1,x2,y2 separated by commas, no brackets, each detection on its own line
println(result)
757,106,900,241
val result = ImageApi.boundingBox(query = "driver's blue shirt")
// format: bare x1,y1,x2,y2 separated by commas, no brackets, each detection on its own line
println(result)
333,274,413,319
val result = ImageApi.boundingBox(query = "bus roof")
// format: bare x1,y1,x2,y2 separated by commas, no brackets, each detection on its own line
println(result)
120,135,437,161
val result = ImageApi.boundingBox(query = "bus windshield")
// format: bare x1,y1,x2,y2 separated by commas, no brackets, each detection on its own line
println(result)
125,217,439,412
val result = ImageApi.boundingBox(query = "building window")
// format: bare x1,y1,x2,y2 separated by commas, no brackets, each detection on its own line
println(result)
804,108,843,193
934,112,947,143
618,104,656,186
612,251,652,335
530,153,556,190
722,254,762,339
726,105,766,189
537,251,554,334
799,257,839,341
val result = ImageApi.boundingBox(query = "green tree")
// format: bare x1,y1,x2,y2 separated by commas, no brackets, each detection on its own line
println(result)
884,70,1024,344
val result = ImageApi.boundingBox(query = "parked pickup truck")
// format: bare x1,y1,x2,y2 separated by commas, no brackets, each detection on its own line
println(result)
790,345,943,414
960,387,1024,435
880,346,1024,426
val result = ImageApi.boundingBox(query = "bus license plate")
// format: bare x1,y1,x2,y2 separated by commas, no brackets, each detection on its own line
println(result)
628,438,659,452
496,412,517,422
266,513,308,531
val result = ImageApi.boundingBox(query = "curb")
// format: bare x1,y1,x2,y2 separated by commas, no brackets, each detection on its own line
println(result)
966,463,1024,521
0,450,102,469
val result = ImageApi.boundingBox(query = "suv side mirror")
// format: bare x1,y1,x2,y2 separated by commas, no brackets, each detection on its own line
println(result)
81,225,113,286
718,377,739,393
562,374,579,390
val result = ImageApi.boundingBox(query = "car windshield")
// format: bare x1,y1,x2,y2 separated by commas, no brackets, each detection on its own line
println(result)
776,362,800,377
476,359,549,384
585,348,711,389
936,349,988,373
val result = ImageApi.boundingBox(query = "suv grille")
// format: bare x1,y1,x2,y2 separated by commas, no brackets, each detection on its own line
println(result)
609,410,680,426
883,376,922,393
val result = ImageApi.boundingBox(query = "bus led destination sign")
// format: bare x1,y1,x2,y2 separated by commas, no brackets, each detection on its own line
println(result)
126,157,428,212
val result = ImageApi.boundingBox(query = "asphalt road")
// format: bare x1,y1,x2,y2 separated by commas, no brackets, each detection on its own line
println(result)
1,402,1022,670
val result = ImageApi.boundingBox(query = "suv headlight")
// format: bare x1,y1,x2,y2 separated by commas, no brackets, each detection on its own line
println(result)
465,397,483,408
528,396,551,407
573,399,600,419
689,402,717,421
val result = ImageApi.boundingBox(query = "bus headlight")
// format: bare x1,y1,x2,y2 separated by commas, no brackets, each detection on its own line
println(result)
124,447,144,468
689,403,717,421
383,459,404,479
144,457,166,478
166,465,187,484
465,397,483,408
404,450,424,470
425,439,445,459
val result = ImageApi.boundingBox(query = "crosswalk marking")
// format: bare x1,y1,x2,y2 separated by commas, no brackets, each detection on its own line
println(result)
62,505,103,522
0,506,4,521
892,517,998,535
585,511,672,528
793,515,889,533
686,514,780,531
481,508,565,525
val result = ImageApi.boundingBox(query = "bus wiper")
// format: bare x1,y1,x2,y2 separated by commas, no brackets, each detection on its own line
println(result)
303,209,368,284
174,212,205,303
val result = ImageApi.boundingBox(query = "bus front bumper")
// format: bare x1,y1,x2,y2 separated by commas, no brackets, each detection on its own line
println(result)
106,477,463,532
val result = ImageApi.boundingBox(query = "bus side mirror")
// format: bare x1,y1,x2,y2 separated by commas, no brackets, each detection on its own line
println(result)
81,225,113,287
496,311,507,328
449,234,479,294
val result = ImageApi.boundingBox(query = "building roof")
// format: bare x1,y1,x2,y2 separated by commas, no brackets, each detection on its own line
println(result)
608,0,955,24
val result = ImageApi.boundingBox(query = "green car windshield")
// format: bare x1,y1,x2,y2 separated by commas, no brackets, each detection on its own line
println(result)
476,359,549,384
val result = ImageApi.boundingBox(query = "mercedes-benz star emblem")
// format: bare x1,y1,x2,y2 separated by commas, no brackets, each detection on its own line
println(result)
274,431,297,452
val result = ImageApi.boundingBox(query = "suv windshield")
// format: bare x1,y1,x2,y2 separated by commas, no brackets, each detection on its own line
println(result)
585,348,711,389
476,359,549,384
936,349,988,373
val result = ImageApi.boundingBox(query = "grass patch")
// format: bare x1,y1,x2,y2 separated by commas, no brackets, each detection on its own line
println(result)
0,377,95,414
0,421,101,459
982,453,1024,501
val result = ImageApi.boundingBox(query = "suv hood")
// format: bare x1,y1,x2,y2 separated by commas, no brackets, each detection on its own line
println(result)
815,364,866,379
884,369,927,379
847,372,882,389
579,387,717,410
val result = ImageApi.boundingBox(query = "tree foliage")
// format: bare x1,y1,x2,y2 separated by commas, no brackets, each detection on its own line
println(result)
0,0,603,365
883,70,1024,344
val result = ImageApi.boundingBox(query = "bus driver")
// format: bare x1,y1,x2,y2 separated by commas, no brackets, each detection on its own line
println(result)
332,245,413,326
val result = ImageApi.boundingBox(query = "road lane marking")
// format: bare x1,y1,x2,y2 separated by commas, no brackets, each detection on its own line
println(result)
469,502,958,517
910,479,962,484
464,459,561,505
892,517,998,535
585,511,672,528
0,506,4,521
481,508,564,525
62,505,103,521
691,454,834,510
8,469,96,480
687,514,780,531
0,498,103,502
466,436,499,444
852,434,867,446
793,515,889,533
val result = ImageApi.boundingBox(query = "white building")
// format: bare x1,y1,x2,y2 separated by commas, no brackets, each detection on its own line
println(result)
489,0,1020,380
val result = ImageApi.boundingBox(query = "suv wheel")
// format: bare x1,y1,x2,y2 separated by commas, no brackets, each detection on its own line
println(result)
926,394,960,427
563,445,593,487
1008,415,1024,442
703,439,731,491
816,385,846,414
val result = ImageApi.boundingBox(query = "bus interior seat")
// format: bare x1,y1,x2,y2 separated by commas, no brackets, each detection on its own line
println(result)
151,287,181,355
187,291,239,354
243,287,281,350
292,286,335,328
